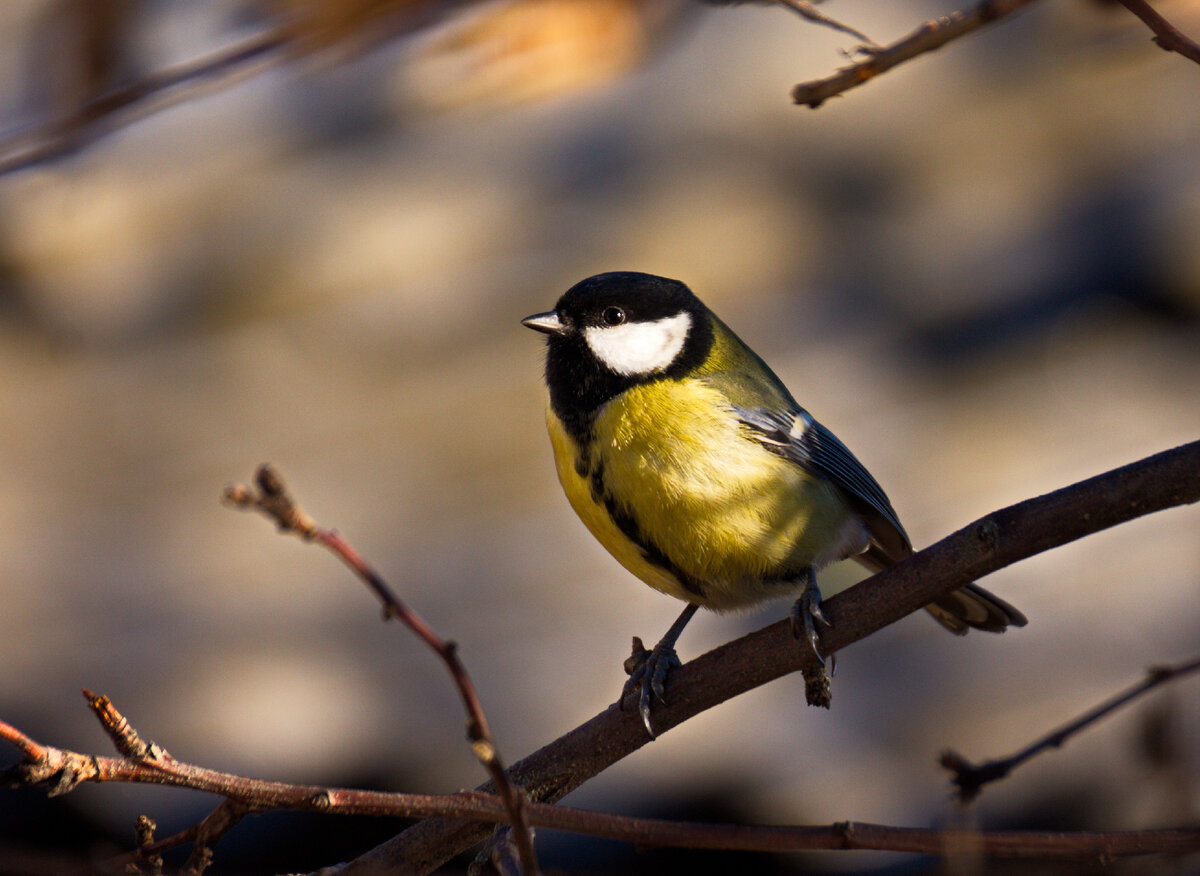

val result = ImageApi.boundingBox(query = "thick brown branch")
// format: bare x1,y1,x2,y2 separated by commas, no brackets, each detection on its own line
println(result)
484,812,1200,859
791,0,1044,108
345,440,1200,873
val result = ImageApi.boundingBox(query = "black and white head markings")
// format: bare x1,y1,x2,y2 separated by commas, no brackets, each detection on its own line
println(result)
522,272,715,440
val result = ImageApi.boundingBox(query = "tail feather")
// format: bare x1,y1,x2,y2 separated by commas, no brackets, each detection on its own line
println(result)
925,583,1027,635
856,547,1027,635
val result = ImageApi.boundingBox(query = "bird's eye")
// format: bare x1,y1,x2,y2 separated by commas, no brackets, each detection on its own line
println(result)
602,307,626,326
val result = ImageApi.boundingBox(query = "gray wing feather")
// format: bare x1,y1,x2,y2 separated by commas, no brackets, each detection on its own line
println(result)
735,405,1026,633
735,406,911,560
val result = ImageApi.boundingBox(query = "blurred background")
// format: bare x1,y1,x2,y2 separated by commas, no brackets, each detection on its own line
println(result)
1,0,1199,873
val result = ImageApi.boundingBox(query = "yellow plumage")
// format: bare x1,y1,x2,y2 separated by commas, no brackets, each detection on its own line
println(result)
546,372,863,611
524,271,1025,732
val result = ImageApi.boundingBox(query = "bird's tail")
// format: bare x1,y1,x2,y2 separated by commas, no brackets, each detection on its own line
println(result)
857,546,1027,634
923,583,1026,634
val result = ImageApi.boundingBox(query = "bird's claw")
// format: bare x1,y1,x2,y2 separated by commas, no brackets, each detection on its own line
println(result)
791,586,835,676
621,636,681,738
792,582,835,707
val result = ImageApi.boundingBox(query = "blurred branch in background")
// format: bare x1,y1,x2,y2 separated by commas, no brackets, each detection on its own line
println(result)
791,0,1046,107
0,0,287,175
700,0,878,45
1,0,688,175
791,0,1200,106
1115,0,1200,62
5,0,1200,173
942,654,1200,803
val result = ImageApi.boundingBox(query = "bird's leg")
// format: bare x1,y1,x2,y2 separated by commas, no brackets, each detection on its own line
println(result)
790,567,834,665
621,602,699,738
790,569,834,708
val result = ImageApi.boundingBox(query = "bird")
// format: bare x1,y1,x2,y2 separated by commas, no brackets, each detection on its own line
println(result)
522,271,1026,737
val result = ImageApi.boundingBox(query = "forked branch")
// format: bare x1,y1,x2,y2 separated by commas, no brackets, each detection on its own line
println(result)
223,464,539,875
792,0,1200,108
4,693,1200,868
792,0,1044,107
2,444,1197,872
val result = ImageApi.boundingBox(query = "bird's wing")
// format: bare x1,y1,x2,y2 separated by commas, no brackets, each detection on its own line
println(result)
734,406,912,562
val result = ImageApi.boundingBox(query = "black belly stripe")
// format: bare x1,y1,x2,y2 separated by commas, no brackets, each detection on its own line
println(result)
579,450,707,600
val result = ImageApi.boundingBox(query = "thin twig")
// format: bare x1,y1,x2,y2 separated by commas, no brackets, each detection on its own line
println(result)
775,0,878,46
222,464,539,875
942,655,1200,803
791,0,1044,108
347,439,1200,873
1113,0,1200,64
133,814,164,876
83,688,171,762
184,801,247,876
0,30,287,176
5,713,1200,863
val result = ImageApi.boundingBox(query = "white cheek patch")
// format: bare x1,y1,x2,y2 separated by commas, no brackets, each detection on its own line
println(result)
583,312,692,377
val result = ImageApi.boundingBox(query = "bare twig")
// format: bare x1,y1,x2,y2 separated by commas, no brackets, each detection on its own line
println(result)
1113,0,1200,64
347,439,1200,873
0,30,286,176
2,698,523,871
3,0,1197,171
942,655,1200,803
83,688,171,762
223,464,539,875
773,0,878,46
133,814,164,876
184,801,248,876
5,711,1200,864
791,0,1044,108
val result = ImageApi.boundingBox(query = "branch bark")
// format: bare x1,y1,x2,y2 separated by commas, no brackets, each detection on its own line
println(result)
3,441,1198,870
344,439,1200,873
792,0,1044,108
6,712,1200,867
1114,0,1200,64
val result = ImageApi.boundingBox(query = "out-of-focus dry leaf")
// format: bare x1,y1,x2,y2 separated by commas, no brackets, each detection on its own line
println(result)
399,0,693,108
259,0,692,103
260,0,473,55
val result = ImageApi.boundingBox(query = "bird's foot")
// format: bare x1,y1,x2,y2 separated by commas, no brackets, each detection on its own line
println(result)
790,584,836,672
621,636,681,738
791,583,835,708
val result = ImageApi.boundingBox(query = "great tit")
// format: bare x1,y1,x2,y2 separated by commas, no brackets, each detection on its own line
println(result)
523,271,1026,736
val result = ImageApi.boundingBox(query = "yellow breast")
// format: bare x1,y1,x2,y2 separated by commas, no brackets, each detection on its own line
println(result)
546,378,861,610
